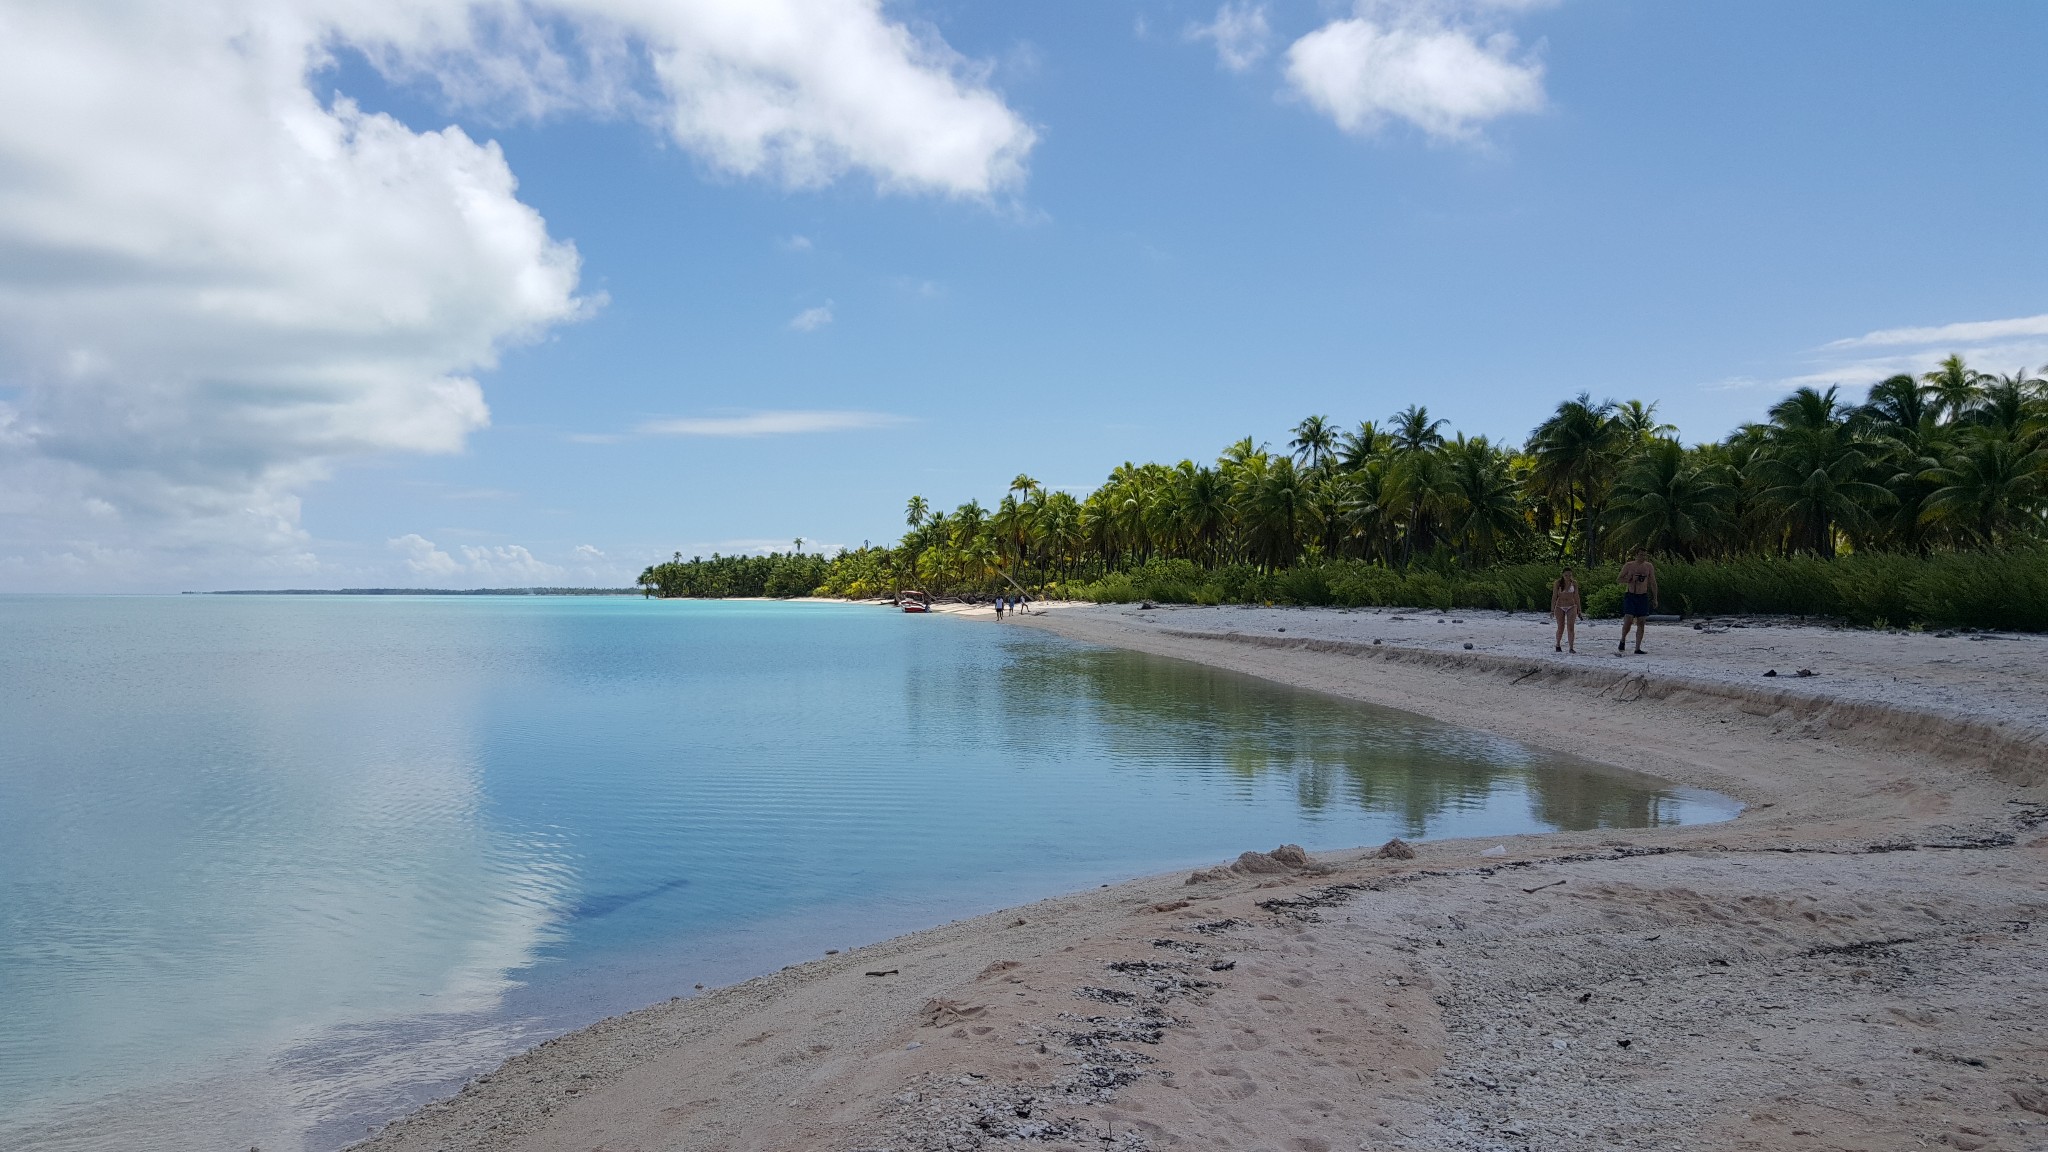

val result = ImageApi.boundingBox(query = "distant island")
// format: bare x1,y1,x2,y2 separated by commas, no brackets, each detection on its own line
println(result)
200,588,640,596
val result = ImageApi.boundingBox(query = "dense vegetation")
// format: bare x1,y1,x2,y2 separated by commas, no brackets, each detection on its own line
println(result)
642,356,2048,630
638,548,831,599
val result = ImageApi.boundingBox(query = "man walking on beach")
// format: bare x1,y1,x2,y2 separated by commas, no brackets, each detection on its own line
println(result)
1618,549,1658,654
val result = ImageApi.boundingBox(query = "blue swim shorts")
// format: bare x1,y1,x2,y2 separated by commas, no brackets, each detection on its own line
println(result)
1623,592,1651,617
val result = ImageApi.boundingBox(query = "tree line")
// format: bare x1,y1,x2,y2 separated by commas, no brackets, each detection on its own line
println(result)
640,356,2046,627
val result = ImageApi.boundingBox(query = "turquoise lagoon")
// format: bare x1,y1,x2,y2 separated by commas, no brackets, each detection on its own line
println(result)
0,596,1736,1150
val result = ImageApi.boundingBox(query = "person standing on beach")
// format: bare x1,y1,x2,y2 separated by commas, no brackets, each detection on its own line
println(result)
1617,549,1658,654
1550,568,1583,653
995,596,1006,619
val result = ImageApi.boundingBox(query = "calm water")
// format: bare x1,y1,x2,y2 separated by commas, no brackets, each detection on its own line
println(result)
0,596,1736,1150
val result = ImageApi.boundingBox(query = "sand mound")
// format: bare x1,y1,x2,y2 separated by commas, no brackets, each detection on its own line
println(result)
1229,844,1315,875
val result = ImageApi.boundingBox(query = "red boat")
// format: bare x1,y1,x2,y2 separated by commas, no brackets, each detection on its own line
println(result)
898,591,931,613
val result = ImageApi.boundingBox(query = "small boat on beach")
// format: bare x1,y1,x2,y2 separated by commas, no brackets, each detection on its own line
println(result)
898,591,931,613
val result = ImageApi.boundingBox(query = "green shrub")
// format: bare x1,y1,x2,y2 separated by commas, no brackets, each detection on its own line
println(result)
1583,585,1622,618
1065,549,2047,630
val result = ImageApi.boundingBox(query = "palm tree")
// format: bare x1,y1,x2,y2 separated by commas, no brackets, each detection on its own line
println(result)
952,500,988,543
1860,373,1936,435
1334,461,1397,564
1921,354,1985,423
1290,415,1337,469
1747,386,1889,556
1240,455,1317,568
1388,405,1448,456
905,495,929,529
1965,370,2048,445
1437,435,1525,564
1381,406,1449,562
1614,400,1676,447
1337,420,1387,471
1527,393,1621,562
1921,436,2048,547
1606,439,1732,559
1855,373,1952,552
1171,461,1231,565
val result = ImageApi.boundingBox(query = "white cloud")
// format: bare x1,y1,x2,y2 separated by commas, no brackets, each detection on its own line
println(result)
1825,313,2048,350
781,234,815,252
1285,3,1545,141
390,534,465,578
636,409,908,437
458,543,564,582
1717,311,2048,396
788,303,835,331
0,0,1033,590
574,543,606,560
1189,3,1272,72
387,533,565,584
366,0,1036,196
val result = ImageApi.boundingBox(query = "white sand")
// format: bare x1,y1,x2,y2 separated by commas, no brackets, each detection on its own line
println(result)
357,604,2048,1152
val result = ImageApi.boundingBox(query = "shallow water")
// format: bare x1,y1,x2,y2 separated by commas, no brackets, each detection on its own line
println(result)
0,596,1736,1150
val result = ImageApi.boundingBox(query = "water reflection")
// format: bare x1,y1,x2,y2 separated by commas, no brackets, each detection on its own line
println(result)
0,598,1733,1152
989,639,1707,838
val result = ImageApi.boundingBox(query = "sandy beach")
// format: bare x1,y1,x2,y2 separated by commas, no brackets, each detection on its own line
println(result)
357,604,2048,1152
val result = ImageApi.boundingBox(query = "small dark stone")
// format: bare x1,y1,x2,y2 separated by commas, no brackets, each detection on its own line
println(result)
1616,1038,1632,1048
1763,669,1778,677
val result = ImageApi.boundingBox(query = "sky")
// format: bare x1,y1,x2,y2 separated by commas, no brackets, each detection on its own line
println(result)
1,0,2044,591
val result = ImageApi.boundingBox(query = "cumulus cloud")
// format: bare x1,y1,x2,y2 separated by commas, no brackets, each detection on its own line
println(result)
363,0,1036,195
787,303,836,332
1285,2,1545,141
636,409,908,437
0,0,1033,589
388,533,565,583
1188,3,1272,72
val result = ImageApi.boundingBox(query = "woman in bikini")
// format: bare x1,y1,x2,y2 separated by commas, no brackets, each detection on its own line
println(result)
1551,568,1583,653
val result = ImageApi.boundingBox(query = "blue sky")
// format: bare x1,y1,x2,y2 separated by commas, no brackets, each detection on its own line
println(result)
2,1,2044,590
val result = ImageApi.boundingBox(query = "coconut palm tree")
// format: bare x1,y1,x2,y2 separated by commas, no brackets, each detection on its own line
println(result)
1853,374,1953,552
1337,420,1388,471
1921,354,1986,423
1614,400,1677,448
1235,455,1316,569
1388,405,1448,456
1527,393,1621,562
905,495,929,529
1606,439,1732,559
1379,406,1449,562
1290,415,1338,470
1172,461,1231,565
1747,386,1889,556
1333,461,1397,564
1965,370,2048,445
1921,437,2048,547
1437,435,1526,564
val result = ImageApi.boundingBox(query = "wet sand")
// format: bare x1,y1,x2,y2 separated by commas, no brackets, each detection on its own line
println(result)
357,604,2048,1152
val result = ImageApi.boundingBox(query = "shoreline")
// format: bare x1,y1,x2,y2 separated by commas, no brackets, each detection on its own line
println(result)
357,604,2048,1152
